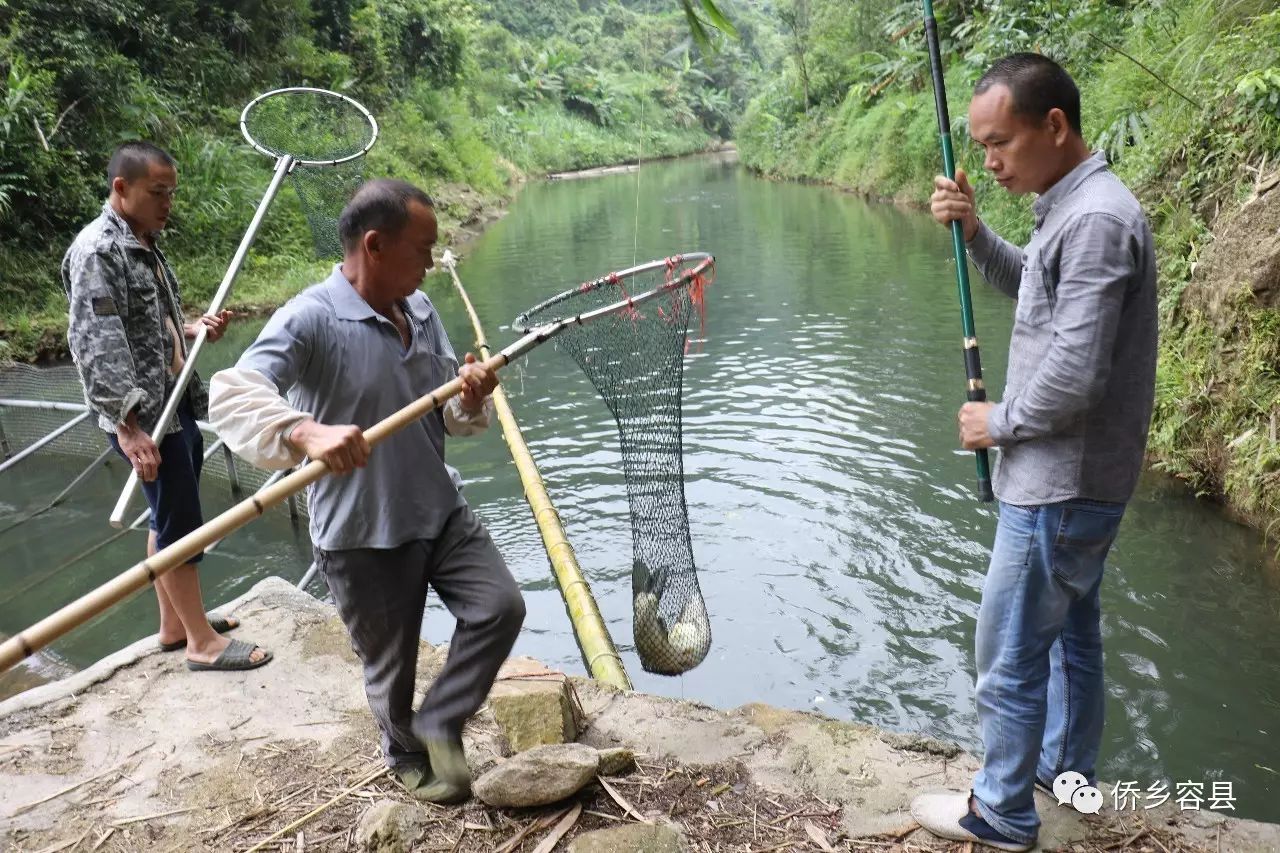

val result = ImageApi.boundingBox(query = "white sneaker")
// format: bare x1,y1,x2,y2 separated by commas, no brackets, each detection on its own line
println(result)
909,790,1035,852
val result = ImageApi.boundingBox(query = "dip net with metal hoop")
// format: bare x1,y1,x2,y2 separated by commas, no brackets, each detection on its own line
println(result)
239,86,379,259
515,253,715,675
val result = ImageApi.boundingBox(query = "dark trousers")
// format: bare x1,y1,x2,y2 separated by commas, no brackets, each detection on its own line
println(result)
316,505,525,768
107,399,205,562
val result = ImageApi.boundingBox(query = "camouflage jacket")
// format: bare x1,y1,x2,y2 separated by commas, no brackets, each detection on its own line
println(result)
61,202,208,435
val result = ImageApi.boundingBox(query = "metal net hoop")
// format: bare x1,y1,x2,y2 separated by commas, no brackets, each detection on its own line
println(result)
514,253,713,330
239,87,378,166
240,87,379,259
515,253,715,675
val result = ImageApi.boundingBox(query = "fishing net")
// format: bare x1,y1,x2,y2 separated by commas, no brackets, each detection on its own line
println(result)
514,254,716,675
288,163,365,259
240,87,379,258
0,363,304,518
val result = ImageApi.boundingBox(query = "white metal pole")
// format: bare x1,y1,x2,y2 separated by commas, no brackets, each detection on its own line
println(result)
0,411,92,476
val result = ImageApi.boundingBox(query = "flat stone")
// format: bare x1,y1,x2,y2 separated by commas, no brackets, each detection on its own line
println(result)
567,823,688,853
488,675,577,754
473,743,599,808
598,747,637,776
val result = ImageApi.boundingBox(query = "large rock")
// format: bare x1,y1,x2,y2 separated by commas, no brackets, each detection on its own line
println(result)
489,674,577,753
567,823,688,853
473,743,599,808
356,800,433,853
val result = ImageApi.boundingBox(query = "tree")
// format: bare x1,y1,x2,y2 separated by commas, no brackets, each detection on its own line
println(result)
779,0,812,112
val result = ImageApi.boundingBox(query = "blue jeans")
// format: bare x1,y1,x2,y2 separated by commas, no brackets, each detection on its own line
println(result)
972,499,1125,844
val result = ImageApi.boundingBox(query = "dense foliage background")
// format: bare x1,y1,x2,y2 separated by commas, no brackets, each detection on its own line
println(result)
0,0,767,355
5,0,1280,525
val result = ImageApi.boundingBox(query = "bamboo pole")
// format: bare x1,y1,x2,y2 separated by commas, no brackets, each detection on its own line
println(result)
440,250,632,691
0,256,705,674
0,361,487,673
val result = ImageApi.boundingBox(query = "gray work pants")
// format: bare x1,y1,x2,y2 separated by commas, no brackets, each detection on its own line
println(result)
316,504,525,768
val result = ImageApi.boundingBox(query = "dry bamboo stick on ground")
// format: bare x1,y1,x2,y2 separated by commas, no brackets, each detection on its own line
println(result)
111,805,199,827
493,810,568,853
531,803,582,853
29,828,91,853
241,765,386,853
597,774,650,823
13,742,152,814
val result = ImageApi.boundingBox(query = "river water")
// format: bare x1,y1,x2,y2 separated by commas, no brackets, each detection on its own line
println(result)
2,154,1277,819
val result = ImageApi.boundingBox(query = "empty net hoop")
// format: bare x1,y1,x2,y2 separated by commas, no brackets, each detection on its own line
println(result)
239,87,379,167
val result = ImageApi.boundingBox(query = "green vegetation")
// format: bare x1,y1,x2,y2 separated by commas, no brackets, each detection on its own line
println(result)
9,0,1280,526
738,0,1280,527
0,0,759,360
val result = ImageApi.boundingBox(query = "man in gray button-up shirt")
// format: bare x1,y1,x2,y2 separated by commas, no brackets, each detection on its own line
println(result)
910,55,1157,852
210,179,525,805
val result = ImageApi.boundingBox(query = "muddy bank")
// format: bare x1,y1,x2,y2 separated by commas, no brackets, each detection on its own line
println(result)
2,578,1277,852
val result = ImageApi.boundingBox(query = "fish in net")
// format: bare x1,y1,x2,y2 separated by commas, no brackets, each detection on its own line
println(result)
514,254,715,675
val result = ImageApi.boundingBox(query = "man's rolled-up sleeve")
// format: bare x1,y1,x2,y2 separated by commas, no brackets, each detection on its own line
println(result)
208,305,315,470
444,396,494,436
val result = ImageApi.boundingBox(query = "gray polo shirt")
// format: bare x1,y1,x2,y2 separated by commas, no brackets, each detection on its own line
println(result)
968,152,1157,505
235,267,467,550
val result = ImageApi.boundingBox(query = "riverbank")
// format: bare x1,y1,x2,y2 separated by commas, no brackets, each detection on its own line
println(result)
547,143,737,181
4,577,1277,852
0,175,512,365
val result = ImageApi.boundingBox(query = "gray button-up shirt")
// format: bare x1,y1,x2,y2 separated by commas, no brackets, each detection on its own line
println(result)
234,267,469,550
968,152,1158,505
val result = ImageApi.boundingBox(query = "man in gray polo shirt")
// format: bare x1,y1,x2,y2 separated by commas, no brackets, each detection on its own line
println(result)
911,54,1157,851
209,179,525,804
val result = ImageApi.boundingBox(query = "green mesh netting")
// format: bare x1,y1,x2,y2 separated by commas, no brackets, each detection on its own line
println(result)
0,363,305,515
515,254,715,675
240,88,377,259
289,161,366,259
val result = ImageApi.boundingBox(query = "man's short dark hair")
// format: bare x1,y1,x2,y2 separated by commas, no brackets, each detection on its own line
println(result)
339,179,436,252
107,141,176,187
975,53,1082,135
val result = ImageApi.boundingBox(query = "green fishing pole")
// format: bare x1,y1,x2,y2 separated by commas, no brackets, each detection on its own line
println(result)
922,0,994,502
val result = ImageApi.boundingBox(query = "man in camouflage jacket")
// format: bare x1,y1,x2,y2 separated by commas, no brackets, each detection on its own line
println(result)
61,140,270,672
